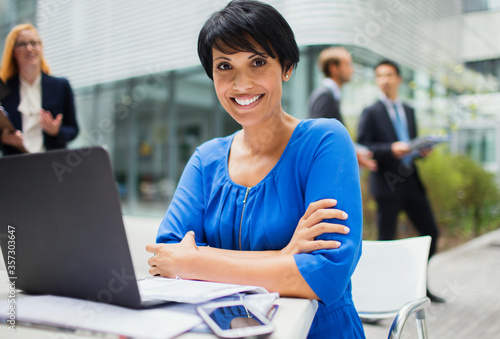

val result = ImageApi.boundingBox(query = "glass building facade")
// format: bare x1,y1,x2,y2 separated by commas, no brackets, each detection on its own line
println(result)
0,0,37,44
1,0,498,215
463,0,500,13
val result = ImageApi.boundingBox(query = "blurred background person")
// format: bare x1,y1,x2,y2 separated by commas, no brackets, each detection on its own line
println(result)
308,46,351,123
308,46,376,171
0,24,78,156
357,59,444,303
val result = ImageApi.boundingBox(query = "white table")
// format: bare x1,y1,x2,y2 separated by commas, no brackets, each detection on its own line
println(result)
0,269,317,339
0,216,318,338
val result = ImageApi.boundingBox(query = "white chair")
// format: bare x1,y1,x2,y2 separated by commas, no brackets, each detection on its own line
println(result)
351,236,432,339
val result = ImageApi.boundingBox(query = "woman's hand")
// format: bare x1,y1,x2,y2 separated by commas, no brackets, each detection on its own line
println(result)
280,199,349,255
1,128,24,147
146,231,199,278
40,109,63,136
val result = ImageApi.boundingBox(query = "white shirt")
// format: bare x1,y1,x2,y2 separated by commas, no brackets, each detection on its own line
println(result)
323,78,342,101
18,74,44,153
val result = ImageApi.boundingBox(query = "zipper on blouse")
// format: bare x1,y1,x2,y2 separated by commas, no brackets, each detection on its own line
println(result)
238,187,251,250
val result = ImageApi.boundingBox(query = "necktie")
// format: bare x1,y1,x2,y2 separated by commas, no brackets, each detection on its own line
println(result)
393,104,412,167
393,104,409,142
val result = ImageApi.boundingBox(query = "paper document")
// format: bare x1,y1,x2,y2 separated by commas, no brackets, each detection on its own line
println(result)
0,294,202,339
409,135,450,152
138,276,269,304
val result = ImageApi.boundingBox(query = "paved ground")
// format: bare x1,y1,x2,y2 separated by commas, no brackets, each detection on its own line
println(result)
125,216,500,339
362,228,500,339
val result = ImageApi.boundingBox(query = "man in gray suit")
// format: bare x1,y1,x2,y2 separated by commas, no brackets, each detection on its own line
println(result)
309,46,377,171
308,47,352,123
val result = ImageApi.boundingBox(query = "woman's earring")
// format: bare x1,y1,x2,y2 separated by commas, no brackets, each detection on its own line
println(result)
285,74,289,79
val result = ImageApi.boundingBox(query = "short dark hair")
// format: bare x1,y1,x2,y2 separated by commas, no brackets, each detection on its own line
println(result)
375,59,401,76
197,0,300,80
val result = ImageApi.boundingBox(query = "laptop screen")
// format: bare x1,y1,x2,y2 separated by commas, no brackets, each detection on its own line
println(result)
0,147,143,308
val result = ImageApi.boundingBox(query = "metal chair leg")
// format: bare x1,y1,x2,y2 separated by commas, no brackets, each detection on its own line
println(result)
388,297,430,339
415,309,428,339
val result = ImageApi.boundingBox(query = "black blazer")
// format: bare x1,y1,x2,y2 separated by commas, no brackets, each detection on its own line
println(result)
357,100,424,198
0,73,79,156
308,86,343,124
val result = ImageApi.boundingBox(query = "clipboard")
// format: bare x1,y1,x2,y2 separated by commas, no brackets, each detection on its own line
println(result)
0,106,14,130
0,106,29,153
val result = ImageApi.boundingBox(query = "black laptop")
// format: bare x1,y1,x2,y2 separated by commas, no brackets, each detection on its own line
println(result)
0,147,266,308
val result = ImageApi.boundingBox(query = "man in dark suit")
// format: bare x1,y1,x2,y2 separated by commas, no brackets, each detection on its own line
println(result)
308,47,351,123
357,60,444,303
309,46,376,171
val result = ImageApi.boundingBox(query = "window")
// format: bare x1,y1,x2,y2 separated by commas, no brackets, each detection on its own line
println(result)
466,58,500,84
463,0,500,13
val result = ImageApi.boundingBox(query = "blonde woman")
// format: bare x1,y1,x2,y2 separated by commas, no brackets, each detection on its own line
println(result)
0,24,78,156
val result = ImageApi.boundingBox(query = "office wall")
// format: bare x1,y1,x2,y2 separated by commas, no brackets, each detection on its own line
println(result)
284,0,462,78
38,0,463,90
462,10,500,61
23,0,494,215
37,0,217,88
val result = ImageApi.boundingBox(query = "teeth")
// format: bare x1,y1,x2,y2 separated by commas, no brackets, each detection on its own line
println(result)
234,95,262,106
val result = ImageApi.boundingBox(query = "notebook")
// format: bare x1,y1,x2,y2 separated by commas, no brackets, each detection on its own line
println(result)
0,147,267,309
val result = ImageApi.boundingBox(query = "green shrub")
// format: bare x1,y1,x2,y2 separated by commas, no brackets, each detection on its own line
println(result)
360,147,500,245
417,147,500,236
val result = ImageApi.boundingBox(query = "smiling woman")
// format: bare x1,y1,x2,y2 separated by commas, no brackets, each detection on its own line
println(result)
148,1,365,338
211,45,291,145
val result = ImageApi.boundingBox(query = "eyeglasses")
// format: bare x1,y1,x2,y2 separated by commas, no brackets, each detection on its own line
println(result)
15,40,41,49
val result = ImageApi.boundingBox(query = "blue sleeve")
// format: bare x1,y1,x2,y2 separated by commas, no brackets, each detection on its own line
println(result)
156,149,208,246
294,120,363,307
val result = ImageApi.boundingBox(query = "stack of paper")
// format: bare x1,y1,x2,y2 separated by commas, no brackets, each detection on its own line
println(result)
0,294,201,339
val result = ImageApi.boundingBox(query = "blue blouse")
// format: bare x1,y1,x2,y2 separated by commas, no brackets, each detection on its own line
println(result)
157,119,365,338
